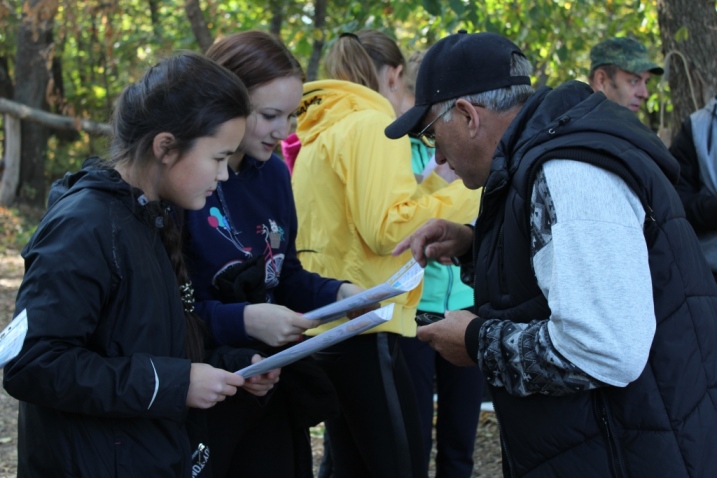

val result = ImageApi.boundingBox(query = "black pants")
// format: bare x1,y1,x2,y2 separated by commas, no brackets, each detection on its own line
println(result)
313,332,428,478
400,333,484,478
205,384,312,478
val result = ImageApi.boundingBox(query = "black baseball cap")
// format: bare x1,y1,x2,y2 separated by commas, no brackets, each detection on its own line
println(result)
385,31,530,139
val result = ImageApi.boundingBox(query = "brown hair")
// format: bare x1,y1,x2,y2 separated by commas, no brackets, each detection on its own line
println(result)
206,30,304,91
588,64,618,83
323,34,380,92
356,30,406,73
109,51,251,361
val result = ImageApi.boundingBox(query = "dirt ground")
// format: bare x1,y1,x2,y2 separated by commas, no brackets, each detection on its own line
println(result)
0,251,21,477
0,249,502,477
309,411,503,477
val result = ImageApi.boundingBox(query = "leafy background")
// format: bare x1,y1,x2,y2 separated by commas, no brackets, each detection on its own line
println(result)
0,0,667,185
0,2,710,475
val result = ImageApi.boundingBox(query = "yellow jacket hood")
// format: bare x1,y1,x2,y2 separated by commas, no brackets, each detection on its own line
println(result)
297,79,396,146
292,79,481,337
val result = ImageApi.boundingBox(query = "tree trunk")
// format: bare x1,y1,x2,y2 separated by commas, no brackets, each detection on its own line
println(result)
657,0,717,142
0,115,21,206
14,0,58,207
148,0,161,38
269,0,283,37
0,57,12,99
307,0,327,81
184,0,213,52
0,56,14,162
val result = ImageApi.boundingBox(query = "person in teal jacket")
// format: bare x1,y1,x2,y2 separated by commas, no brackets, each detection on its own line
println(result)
398,50,486,478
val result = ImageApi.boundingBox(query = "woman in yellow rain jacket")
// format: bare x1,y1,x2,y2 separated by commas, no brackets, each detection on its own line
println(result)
292,32,479,478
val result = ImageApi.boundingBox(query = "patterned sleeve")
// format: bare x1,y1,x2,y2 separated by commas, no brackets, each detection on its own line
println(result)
478,318,605,397
476,167,606,397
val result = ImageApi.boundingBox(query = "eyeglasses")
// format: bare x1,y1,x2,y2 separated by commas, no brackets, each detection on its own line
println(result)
413,101,486,148
414,101,456,148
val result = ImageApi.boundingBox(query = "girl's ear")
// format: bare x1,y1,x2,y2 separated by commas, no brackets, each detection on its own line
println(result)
153,132,178,164
387,64,404,92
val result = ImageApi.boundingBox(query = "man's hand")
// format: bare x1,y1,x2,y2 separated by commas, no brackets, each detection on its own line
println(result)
241,354,281,397
416,309,478,366
186,363,245,409
392,218,473,267
244,304,321,346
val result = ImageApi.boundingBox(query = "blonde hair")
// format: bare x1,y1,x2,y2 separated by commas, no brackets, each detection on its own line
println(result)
404,51,425,95
323,34,380,92
356,29,405,73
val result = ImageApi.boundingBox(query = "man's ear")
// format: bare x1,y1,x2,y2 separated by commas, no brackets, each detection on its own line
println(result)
455,99,481,138
591,68,608,93
152,132,177,164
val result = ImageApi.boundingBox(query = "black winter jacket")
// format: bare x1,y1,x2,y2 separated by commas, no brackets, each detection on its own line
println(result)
669,111,717,233
3,163,256,477
467,82,717,477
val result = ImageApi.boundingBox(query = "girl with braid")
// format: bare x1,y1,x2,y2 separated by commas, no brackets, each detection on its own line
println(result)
3,51,278,477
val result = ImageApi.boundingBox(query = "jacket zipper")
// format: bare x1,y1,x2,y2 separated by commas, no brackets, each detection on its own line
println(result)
444,266,454,311
497,225,508,293
597,391,627,478
473,182,515,475
493,399,516,477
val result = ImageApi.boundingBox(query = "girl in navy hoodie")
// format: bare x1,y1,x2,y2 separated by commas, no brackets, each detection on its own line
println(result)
185,31,363,478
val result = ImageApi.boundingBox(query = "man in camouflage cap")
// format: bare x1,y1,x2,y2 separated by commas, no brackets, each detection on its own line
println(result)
588,37,663,113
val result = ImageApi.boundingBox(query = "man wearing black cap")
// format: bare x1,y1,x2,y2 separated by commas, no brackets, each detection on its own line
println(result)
588,37,664,113
389,31,717,476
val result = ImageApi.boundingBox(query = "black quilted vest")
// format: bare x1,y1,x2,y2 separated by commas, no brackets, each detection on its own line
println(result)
471,81,717,477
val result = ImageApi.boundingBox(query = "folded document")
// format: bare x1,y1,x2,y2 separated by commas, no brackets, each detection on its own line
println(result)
236,303,394,378
303,259,424,325
0,309,28,369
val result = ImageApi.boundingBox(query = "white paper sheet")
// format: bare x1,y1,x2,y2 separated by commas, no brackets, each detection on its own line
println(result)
235,303,394,378
304,259,424,325
0,308,28,368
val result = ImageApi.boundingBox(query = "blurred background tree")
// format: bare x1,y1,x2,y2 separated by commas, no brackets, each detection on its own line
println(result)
0,0,715,207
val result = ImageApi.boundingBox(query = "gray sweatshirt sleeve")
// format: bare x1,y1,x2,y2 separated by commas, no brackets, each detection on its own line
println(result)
477,160,655,396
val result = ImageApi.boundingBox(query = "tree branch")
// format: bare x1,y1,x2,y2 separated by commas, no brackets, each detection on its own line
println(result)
185,0,213,52
307,0,327,81
0,97,111,136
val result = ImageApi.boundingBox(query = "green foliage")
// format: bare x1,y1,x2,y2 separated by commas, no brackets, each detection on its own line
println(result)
0,205,41,252
0,0,20,58
674,25,689,43
4,0,666,189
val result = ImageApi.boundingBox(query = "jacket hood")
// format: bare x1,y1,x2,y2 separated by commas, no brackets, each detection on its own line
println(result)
296,79,396,146
47,156,133,209
489,81,678,193
280,132,301,175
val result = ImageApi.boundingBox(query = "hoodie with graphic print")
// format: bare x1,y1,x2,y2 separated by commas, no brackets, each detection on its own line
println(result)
185,154,342,346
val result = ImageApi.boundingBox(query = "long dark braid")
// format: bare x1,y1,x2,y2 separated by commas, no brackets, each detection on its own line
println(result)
107,51,251,362
160,206,207,362
136,199,207,362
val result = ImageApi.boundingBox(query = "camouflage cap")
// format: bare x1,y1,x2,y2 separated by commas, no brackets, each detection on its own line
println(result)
590,37,664,75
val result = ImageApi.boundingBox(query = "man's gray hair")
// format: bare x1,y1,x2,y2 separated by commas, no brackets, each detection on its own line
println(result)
436,52,534,120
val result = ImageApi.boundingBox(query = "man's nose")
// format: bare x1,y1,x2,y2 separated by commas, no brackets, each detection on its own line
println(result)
636,82,649,99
